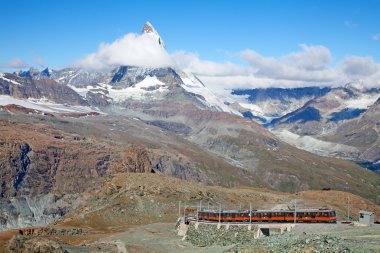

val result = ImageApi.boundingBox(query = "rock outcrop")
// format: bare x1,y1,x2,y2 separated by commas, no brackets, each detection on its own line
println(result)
4,236,65,253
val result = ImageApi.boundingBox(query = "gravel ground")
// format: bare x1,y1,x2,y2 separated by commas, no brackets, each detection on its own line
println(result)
227,223,380,253
97,222,380,253
102,223,234,253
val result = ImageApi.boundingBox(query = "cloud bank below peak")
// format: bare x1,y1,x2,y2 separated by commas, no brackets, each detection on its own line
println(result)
75,33,172,69
74,32,380,92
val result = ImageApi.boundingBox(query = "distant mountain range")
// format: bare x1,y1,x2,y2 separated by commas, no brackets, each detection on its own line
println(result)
231,84,380,172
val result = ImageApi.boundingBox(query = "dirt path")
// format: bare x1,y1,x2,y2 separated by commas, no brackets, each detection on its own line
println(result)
100,223,233,253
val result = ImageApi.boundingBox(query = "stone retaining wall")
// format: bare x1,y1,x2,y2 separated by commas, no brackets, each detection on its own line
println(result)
178,219,296,247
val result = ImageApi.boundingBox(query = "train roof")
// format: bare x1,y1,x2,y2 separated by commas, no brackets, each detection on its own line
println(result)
198,208,334,213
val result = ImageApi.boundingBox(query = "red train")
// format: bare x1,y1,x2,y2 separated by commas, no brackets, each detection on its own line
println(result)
197,208,337,223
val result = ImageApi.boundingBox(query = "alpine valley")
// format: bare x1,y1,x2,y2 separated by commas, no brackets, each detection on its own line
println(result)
0,22,379,252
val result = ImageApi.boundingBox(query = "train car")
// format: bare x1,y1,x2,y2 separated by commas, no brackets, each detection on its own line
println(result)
197,208,336,223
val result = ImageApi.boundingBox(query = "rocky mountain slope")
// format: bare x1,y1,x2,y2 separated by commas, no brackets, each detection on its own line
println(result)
320,97,380,172
0,73,87,106
230,87,331,123
0,110,253,230
229,85,380,173
268,86,380,170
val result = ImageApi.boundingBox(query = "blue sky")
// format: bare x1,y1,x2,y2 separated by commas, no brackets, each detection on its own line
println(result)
1,0,379,68
1,0,380,89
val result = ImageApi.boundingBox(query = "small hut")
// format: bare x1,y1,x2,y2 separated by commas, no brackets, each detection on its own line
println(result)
359,210,374,225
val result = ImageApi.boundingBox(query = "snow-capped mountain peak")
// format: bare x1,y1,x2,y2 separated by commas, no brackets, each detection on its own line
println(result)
41,67,53,77
142,21,157,34
141,21,166,49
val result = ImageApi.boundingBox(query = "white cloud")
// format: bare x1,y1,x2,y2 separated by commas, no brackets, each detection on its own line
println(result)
239,45,337,83
74,30,380,92
171,51,249,76
336,56,380,88
194,45,380,93
0,58,28,69
284,44,332,71
76,33,172,70
337,56,379,77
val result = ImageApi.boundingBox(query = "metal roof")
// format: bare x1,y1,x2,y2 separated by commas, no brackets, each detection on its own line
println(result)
198,208,334,213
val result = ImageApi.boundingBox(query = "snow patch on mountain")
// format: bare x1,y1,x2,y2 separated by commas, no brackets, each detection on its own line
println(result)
68,85,95,97
177,70,240,115
0,73,21,85
272,129,360,159
238,103,263,114
0,95,99,114
108,75,168,101
0,95,53,112
344,94,380,109
69,75,169,102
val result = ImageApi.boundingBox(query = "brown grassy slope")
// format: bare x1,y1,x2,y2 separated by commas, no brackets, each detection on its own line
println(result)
58,173,380,229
